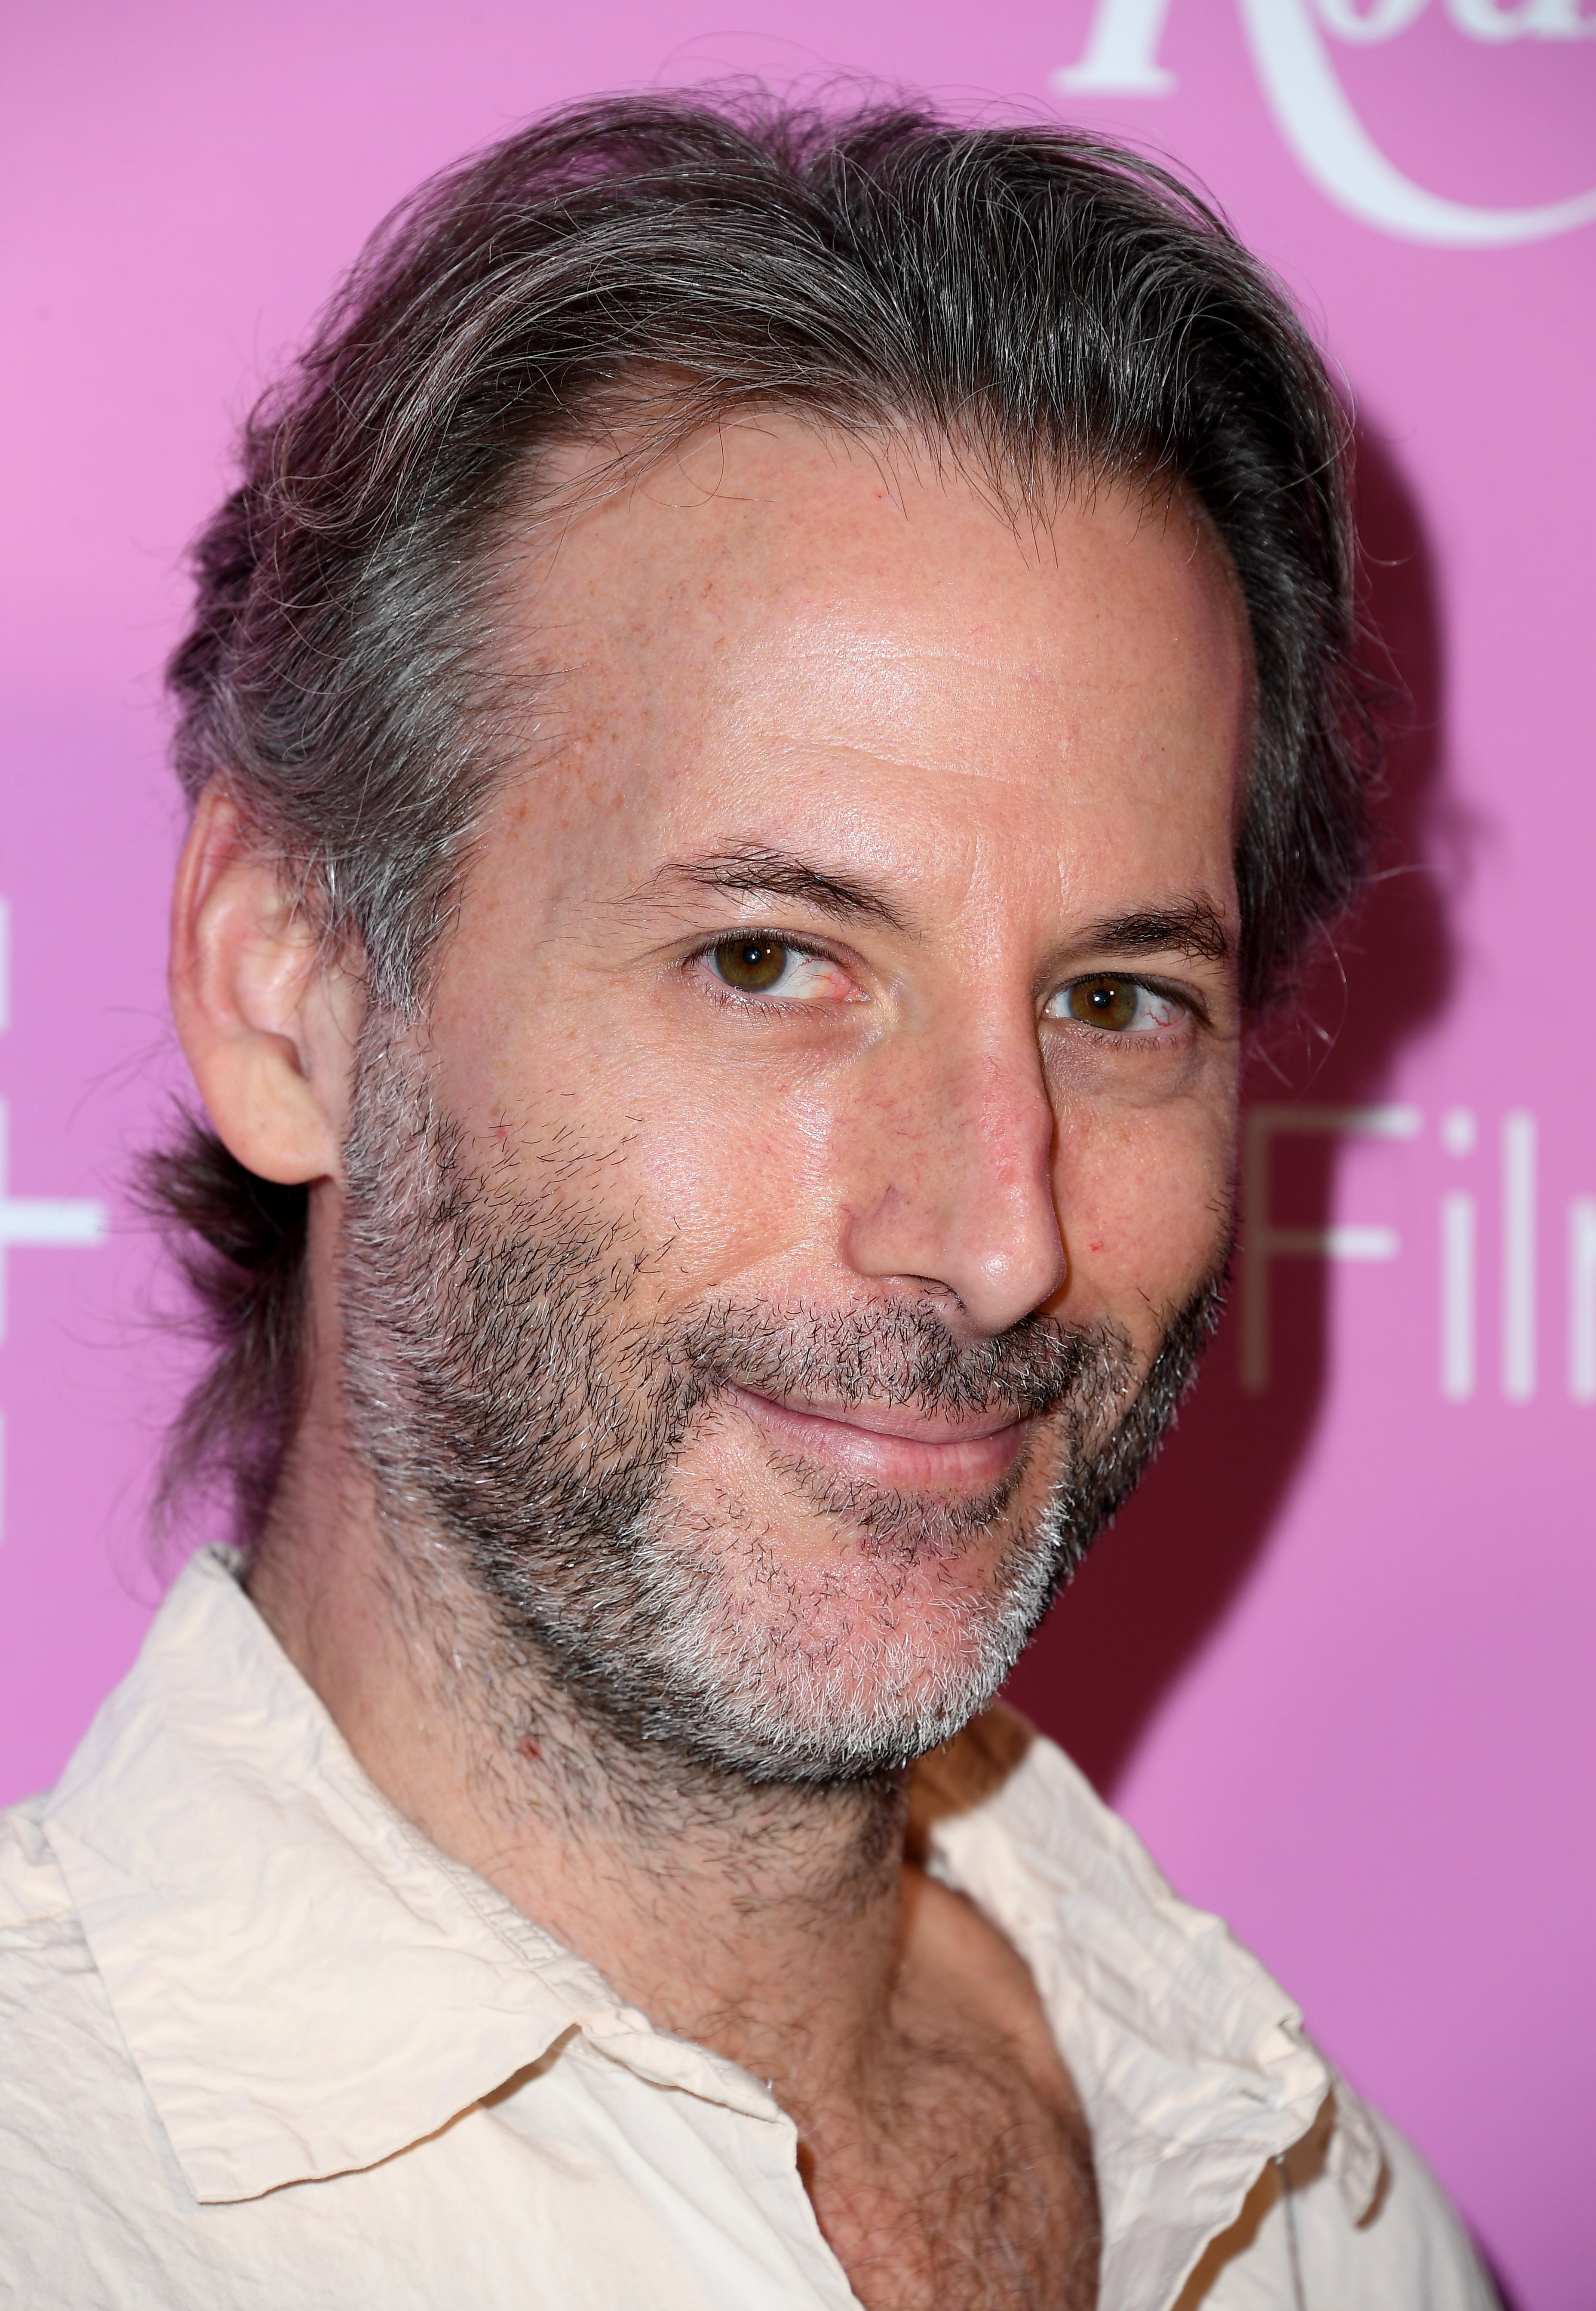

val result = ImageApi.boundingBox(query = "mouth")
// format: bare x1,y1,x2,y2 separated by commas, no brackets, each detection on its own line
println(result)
725,1384,1032,1493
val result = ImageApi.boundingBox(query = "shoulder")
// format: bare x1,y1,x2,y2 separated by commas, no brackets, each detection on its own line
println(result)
1345,2104,1501,2308
0,1798,200,2300
0,1790,68,1922
0,1790,130,2127
0,1794,104,2035
0,1789,115,2027
1181,2085,1501,2311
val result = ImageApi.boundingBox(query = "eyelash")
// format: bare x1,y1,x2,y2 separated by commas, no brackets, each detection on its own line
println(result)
685,937,1202,1035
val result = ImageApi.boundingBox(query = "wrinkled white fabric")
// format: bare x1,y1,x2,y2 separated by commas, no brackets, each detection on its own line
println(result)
0,1548,1495,2310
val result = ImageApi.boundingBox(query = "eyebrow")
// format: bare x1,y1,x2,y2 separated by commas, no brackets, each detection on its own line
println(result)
634,853,1230,963
641,847,904,927
1077,902,1232,965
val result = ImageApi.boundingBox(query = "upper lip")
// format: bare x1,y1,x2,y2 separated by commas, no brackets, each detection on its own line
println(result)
730,1386,1025,1446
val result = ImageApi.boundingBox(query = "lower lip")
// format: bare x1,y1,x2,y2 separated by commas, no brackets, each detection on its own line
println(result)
726,1386,1029,1492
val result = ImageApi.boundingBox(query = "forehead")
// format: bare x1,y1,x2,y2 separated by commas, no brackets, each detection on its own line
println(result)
499,417,1250,887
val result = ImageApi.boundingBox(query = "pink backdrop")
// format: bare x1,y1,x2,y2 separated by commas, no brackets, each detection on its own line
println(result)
3,6,1592,2303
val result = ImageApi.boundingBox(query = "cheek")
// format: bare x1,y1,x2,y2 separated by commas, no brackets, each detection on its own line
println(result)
430,950,847,1297
634,1094,829,1274
1056,1099,1234,1335
531,1048,846,1290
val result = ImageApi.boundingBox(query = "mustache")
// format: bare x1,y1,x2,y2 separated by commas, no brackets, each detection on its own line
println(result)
669,1296,1138,1429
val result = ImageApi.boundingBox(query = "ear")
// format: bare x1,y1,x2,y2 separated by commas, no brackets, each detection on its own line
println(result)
169,784,363,1186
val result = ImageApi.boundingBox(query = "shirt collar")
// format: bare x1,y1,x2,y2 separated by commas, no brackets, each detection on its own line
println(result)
44,1548,771,2204
914,1706,1384,2310
44,1547,1380,2306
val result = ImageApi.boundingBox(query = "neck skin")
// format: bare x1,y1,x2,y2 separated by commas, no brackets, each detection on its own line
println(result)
247,1199,918,2104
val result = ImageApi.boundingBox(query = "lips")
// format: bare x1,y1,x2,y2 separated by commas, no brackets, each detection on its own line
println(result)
726,1383,1030,1492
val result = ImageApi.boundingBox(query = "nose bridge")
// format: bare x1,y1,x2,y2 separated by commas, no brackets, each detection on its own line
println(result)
955,1023,1056,1199
843,1005,1066,1332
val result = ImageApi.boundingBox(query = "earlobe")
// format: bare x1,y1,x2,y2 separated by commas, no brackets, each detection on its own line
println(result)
169,783,361,1187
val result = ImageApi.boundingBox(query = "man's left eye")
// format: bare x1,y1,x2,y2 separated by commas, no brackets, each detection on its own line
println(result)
706,939,854,1001
1045,975,1183,1033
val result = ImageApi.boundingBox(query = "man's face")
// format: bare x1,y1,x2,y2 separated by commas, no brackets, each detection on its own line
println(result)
339,421,1248,1781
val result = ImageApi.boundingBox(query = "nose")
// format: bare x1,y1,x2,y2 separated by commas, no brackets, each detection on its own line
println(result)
839,1022,1067,1336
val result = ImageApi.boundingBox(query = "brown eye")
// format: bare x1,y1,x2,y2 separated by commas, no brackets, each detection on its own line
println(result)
1066,975,1141,1030
712,938,789,992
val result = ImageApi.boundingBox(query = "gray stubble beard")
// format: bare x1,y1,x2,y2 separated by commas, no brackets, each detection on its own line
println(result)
336,1033,1226,1794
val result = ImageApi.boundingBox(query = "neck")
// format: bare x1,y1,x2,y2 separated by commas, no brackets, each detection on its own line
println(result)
247,1398,914,2095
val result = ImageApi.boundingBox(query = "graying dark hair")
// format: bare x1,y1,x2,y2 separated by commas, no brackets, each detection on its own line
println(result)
147,86,1375,1540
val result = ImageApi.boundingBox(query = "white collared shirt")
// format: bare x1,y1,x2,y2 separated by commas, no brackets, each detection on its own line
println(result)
0,1548,1493,2310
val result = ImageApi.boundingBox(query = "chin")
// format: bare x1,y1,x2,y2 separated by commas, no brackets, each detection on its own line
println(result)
627,1490,1066,1782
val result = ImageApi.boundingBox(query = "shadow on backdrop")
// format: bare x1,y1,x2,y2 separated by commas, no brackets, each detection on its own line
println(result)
1004,422,1458,1796
1476,2246,1525,2311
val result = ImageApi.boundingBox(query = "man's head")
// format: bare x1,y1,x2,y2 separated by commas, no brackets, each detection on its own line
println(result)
154,92,1371,1782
